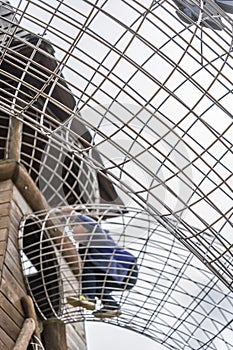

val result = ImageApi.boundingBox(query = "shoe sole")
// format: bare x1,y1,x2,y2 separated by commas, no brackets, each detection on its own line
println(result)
201,17,223,31
93,310,122,319
67,297,95,310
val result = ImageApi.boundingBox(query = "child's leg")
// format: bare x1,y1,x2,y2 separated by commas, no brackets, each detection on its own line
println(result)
81,262,97,301
67,261,96,310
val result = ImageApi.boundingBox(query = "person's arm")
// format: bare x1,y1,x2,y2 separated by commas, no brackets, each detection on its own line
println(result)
60,207,90,242
60,206,77,218
0,1,30,44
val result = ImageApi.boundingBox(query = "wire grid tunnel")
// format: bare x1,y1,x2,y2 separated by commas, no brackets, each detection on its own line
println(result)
19,205,233,350
0,0,232,349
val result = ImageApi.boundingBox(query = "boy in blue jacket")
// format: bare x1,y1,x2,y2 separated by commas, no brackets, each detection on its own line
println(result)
61,207,138,318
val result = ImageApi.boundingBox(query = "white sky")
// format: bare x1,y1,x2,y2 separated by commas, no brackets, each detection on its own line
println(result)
85,322,166,350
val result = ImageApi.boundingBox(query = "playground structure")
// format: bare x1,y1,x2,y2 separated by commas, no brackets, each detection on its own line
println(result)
0,1,233,349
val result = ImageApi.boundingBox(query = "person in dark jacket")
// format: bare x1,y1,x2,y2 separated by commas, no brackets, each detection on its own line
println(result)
61,207,138,318
0,1,125,211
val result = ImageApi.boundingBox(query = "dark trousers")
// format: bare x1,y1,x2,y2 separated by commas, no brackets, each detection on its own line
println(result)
81,260,119,308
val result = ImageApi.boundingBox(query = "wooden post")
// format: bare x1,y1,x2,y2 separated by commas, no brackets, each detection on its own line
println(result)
42,319,68,350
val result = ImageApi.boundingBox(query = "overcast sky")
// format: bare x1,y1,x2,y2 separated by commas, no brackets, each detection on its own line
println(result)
85,322,166,350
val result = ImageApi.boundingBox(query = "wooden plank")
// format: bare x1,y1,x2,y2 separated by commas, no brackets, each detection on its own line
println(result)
0,179,13,192
0,255,4,282
0,293,24,328
0,214,10,229
0,239,7,280
0,255,3,270
0,325,15,350
7,226,19,252
1,267,27,308
5,228,19,260
4,248,26,291
0,240,7,256
8,214,23,241
12,186,31,217
0,229,7,281
4,235,22,269
0,193,12,206
0,202,10,216
0,306,21,343
4,192,27,254
0,189,13,205
0,228,8,242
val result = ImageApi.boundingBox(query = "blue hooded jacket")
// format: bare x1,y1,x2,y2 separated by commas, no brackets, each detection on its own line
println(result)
75,214,137,285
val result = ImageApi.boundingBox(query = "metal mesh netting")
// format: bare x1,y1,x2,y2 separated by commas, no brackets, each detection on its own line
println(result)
0,0,232,349
19,205,233,350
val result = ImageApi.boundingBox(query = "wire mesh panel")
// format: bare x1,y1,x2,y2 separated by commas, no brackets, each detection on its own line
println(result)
19,215,63,319
19,206,146,321
28,336,45,350
19,205,233,350
0,0,232,349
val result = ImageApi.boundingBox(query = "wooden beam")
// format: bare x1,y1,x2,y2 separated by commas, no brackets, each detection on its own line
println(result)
0,160,18,182
21,296,40,341
0,160,47,211
13,318,35,350
8,117,22,161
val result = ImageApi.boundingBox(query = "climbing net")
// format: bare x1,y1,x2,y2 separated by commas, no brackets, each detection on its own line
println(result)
0,0,232,349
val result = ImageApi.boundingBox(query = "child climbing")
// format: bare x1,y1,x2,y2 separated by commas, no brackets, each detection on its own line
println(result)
60,207,138,319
